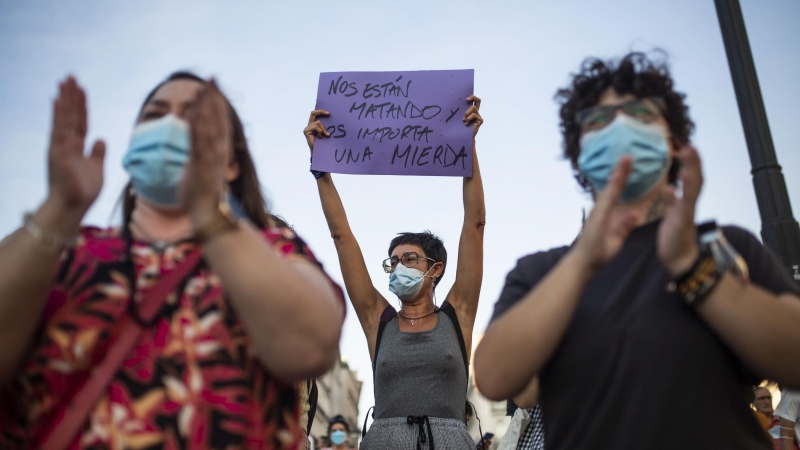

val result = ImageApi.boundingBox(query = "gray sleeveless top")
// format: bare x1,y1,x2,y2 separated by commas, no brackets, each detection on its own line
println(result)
373,308,468,420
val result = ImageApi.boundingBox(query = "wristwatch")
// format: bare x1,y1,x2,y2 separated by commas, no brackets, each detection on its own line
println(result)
667,221,749,305
194,199,245,244
700,220,750,281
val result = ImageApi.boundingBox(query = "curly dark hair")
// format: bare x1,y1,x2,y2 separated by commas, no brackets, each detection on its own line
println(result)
555,51,695,192
388,231,447,289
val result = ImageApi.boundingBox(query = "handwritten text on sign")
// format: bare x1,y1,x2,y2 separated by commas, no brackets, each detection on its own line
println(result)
312,70,474,177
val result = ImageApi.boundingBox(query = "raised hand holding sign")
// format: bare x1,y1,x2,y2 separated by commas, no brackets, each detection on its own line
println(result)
310,70,475,177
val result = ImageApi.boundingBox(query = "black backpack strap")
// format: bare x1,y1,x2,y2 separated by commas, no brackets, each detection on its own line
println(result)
372,304,397,370
361,406,375,438
439,300,469,379
306,378,318,433
363,305,397,439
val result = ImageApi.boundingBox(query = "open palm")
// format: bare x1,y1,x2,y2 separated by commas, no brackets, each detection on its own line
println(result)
574,157,644,271
657,145,703,276
47,77,105,214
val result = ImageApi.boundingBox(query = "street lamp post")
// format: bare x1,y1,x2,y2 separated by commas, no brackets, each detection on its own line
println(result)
714,0,800,284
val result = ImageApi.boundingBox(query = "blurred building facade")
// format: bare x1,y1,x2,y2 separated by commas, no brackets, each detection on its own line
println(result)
309,357,363,449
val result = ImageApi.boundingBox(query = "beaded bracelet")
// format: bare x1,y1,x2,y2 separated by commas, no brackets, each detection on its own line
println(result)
666,248,720,306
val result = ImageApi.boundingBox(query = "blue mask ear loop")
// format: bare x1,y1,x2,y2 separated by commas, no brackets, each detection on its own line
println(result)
425,263,439,307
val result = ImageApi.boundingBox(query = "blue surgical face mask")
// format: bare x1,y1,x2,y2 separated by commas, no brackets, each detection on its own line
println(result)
577,114,670,202
123,114,190,208
330,430,347,446
389,263,434,301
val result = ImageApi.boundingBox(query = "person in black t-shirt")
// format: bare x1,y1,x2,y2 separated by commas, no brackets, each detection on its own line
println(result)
473,52,800,450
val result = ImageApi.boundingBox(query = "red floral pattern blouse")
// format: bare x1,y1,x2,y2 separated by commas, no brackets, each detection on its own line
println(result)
0,226,343,450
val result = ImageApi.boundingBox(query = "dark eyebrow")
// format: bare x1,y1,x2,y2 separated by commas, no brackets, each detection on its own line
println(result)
146,98,197,111
144,99,171,109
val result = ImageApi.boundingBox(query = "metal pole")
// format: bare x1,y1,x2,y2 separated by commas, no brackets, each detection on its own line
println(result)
714,0,800,284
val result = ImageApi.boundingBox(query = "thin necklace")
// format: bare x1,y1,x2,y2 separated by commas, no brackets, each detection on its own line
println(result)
398,306,439,325
130,219,188,253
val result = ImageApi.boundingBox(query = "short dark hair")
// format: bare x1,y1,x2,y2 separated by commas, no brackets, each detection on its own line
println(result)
328,415,349,435
388,231,447,288
555,51,695,192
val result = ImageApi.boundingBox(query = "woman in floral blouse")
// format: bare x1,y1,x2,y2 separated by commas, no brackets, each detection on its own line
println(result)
0,72,345,449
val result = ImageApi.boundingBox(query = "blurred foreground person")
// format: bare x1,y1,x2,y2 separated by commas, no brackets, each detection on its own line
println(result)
776,389,800,450
474,52,800,450
0,73,344,449
303,97,485,449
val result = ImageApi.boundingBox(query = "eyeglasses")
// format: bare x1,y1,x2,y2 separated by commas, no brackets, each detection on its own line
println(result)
576,97,666,132
383,252,436,273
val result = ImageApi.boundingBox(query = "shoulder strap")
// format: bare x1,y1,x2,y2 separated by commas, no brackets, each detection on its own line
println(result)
306,378,319,433
39,248,203,450
372,304,397,401
439,301,469,379
361,406,375,439
372,304,397,369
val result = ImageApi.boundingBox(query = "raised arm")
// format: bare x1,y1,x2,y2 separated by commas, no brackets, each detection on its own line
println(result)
0,78,106,386
304,110,389,360
446,96,485,353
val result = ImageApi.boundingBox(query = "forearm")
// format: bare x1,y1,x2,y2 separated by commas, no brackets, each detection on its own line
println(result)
316,174,355,241
315,173,383,340
779,418,795,450
475,249,593,400
0,199,83,384
463,145,485,227
451,145,485,318
202,224,343,382
697,275,800,387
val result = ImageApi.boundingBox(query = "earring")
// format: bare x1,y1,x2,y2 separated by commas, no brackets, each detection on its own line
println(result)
128,186,137,196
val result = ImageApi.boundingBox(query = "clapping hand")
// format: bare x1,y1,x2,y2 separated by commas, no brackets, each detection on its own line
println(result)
181,79,232,226
574,145,705,277
658,145,703,276
573,157,644,272
46,77,106,219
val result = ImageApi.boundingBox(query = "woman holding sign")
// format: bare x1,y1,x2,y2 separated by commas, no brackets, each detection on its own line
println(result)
304,96,484,449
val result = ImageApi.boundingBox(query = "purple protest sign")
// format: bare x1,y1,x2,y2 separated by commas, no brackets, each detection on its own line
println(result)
311,70,474,177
